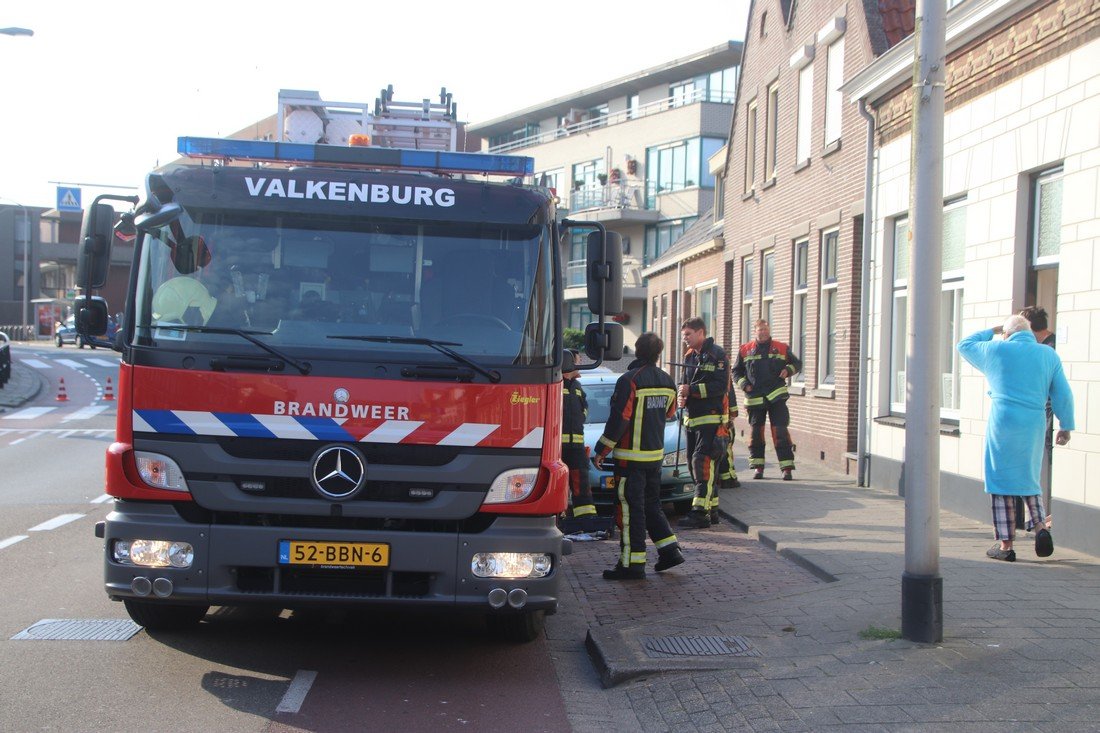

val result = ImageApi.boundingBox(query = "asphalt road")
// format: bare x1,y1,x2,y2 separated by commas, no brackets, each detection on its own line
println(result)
0,346,570,732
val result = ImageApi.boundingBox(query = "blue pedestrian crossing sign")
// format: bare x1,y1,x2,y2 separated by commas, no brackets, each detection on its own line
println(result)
56,186,82,212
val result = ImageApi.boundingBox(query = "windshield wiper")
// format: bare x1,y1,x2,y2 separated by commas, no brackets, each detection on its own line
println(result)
329,335,501,383
151,325,312,375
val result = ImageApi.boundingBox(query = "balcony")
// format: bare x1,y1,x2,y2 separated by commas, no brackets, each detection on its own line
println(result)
564,257,646,302
486,89,734,154
565,183,661,225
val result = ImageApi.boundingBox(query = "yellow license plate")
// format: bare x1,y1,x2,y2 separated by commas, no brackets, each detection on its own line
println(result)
279,540,389,567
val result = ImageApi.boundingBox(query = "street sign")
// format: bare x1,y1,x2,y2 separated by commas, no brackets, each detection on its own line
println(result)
56,186,82,212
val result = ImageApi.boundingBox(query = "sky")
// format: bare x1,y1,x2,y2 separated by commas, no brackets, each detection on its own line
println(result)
0,0,750,211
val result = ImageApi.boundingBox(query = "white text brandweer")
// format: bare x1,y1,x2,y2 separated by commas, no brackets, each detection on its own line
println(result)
273,401,411,420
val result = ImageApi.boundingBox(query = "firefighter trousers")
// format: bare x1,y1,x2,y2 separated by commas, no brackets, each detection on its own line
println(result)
687,423,727,512
716,436,739,485
614,462,678,567
747,400,795,470
562,445,595,516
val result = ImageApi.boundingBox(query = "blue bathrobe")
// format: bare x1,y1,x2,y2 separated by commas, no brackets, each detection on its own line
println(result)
957,328,1075,496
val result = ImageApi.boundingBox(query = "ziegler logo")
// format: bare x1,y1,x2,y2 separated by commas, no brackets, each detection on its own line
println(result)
510,392,540,406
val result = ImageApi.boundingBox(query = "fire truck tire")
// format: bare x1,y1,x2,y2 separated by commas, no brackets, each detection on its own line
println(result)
55,335,63,348
123,599,209,630
486,610,545,643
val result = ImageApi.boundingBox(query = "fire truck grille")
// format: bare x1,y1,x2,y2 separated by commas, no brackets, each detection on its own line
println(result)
229,477,477,502
234,566,431,597
217,437,461,466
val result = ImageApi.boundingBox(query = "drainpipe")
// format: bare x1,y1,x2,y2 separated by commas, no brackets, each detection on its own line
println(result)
856,99,876,488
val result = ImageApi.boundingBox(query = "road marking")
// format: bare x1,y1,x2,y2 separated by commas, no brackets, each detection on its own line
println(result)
22,359,52,369
86,359,118,368
2,407,57,420
28,514,85,532
63,405,110,422
276,670,318,714
57,430,77,439
56,359,87,370
0,536,28,551
91,494,112,504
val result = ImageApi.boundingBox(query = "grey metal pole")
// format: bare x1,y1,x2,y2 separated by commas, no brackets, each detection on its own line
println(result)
902,0,946,643
856,101,876,488
22,206,29,329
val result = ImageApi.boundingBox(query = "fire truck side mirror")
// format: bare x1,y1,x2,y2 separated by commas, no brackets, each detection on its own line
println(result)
586,230,623,316
76,296,109,337
77,203,116,290
584,322,624,362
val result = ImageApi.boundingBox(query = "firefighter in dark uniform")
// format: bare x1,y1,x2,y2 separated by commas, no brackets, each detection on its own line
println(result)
676,317,731,529
733,319,802,480
562,350,595,518
715,378,741,490
593,332,685,580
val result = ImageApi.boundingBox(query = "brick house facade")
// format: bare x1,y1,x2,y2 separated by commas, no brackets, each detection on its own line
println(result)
710,0,908,473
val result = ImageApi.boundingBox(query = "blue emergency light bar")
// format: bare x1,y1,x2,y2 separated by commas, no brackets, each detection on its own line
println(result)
178,137,534,178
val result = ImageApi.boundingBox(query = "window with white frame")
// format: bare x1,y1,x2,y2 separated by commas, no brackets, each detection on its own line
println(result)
791,240,809,382
567,301,593,331
890,199,967,415
761,250,776,325
714,176,725,222
796,63,813,164
824,37,845,146
697,283,719,336
1032,167,1063,266
819,230,839,385
652,296,659,333
744,99,757,193
741,256,755,343
764,83,779,181
660,293,669,346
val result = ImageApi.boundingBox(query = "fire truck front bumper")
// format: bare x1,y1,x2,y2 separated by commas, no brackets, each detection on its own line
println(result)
100,502,565,614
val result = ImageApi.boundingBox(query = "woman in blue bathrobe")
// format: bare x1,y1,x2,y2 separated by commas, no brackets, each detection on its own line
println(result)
957,315,1074,561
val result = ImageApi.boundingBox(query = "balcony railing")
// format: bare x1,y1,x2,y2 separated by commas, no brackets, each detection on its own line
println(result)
487,89,735,154
566,259,587,288
567,182,644,213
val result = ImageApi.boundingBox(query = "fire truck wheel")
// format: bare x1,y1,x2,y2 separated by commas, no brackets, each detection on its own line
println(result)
486,610,545,643
123,599,209,631
55,335,63,348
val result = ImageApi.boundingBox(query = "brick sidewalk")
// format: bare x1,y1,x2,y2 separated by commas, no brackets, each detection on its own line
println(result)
547,458,1100,732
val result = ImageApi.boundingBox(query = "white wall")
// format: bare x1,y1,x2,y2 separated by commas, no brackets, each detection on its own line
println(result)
867,38,1100,509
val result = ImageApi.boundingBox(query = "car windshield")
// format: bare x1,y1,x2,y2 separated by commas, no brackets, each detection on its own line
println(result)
131,210,556,365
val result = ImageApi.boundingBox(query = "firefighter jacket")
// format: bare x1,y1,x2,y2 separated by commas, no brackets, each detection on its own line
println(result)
680,337,730,429
596,359,677,464
562,377,588,447
732,339,802,407
724,379,739,422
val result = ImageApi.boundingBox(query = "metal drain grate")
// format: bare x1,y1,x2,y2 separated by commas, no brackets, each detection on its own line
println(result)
642,635,761,658
11,619,142,641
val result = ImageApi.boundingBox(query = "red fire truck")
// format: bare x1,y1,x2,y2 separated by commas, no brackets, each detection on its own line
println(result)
78,89,623,642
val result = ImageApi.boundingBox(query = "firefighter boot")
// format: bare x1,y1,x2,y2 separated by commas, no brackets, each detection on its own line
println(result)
710,510,721,526
782,468,793,481
602,563,646,581
678,510,711,529
753,468,765,480
655,545,685,572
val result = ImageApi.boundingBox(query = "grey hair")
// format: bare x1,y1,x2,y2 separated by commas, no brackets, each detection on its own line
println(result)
1003,314,1030,336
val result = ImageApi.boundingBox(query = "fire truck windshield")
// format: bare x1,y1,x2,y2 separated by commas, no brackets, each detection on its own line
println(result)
132,212,556,367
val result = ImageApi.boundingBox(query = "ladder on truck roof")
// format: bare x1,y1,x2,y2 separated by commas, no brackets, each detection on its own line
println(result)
277,86,460,152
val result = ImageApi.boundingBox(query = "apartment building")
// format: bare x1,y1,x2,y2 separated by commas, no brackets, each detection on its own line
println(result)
707,0,911,472
467,43,743,349
846,0,1100,555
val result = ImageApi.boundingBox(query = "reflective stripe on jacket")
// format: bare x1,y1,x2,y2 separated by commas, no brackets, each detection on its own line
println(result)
562,377,588,445
597,359,677,463
681,337,729,429
732,339,802,406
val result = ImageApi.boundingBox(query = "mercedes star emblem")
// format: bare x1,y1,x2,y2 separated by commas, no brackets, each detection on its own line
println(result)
310,445,366,500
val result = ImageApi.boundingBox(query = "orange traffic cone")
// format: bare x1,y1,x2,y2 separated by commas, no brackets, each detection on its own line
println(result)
103,377,115,401
56,378,69,402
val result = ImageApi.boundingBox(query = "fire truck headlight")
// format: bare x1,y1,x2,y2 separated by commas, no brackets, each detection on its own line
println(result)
471,552,552,578
484,468,539,504
112,539,194,568
135,452,190,492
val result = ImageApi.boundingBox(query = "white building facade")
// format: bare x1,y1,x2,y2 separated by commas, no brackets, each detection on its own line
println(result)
847,0,1100,555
